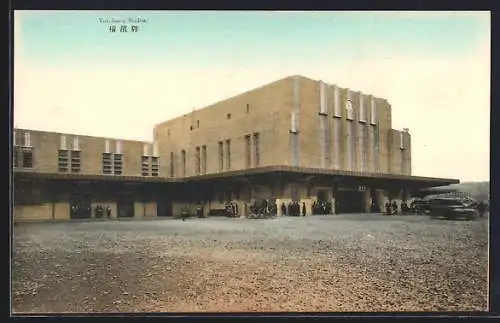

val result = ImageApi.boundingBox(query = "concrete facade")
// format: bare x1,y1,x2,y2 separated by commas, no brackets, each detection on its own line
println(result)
153,75,412,179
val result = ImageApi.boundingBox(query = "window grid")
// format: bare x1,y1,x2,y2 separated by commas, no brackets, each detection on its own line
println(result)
151,157,159,177
102,153,113,174
141,156,149,176
70,150,81,173
113,154,123,175
58,150,69,172
22,148,33,168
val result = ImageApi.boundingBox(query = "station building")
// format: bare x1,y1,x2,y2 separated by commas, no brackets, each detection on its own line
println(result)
12,75,458,222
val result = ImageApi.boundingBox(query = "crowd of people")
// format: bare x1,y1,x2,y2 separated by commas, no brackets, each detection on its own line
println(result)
93,204,112,218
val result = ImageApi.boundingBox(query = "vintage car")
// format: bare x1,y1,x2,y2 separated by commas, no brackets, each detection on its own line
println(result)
428,197,479,220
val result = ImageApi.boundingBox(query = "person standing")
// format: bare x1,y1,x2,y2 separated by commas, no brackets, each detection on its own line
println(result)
302,202,306,217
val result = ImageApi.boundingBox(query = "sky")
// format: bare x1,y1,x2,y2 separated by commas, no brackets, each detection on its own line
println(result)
13,11,490,182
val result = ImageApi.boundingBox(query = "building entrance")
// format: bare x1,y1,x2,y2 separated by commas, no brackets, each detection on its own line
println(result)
335,190,365,214
69,194,92,219
157,198,173,217
117,194,134,218
313,189,332,215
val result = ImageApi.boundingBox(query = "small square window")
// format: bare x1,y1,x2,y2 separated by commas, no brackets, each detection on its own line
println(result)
190,126,193,131
246,104,250,113
226,113,231,120
197,120,200,128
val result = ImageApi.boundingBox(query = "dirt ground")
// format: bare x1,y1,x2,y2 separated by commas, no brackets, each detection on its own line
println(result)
12,214,489,313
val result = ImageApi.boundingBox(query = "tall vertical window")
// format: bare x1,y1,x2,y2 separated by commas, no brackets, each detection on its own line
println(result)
333,86,342,117
201,145,207,174
181,150,186,176
141,156,150,176
346,90,354,121
153,142,159,157
151,157,159,177
143,143,149,157
13,131,18,168
58,134,68,172
253,133,260,167
170,151,175,177
290,112,298,133
225,139,231,170
345,121,353,170
245,134,251,168
358,124,367,172
359,93,366,123
218,141,224,171
22,148,33,169
13,147,19,168
102,153,113,174
373,126,380,172
319,81,327,115
58,150,69,172
333,118,342,169
113,153,123,175
400,132,404,149
370,97,377,125
70,150,81,173
195,146,201,175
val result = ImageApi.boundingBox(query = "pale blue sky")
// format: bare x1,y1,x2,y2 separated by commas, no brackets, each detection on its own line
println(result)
18,11,487,65
14,11,490,181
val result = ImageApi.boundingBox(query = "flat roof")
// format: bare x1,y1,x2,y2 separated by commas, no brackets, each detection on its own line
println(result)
13,166,459,188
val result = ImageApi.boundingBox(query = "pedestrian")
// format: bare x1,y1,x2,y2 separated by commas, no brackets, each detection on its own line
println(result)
302,202,306,217
281,203,286,217
105,205,111,218
391,201,398,215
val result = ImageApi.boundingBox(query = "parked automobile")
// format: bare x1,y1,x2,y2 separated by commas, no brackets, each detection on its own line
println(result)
428,197,479,220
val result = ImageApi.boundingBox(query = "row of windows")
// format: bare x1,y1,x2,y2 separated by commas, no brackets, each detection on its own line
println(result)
102,153,123,175
58,150,81,173
168,133,261,178
141,156,160,176
13,147,33,169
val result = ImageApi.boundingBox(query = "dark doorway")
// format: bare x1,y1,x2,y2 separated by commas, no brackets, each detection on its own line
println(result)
70,194,92,219
157,198,173,217
335,190,365,214
117,194,134,218
314,189,332,215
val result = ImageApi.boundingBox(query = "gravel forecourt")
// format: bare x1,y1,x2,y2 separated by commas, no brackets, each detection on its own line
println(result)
12,214,489,313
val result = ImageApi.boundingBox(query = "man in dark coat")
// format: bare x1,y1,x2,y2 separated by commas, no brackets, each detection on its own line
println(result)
302,202,306,217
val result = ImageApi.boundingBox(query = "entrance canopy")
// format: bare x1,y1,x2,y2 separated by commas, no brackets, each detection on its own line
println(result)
14,165,459,192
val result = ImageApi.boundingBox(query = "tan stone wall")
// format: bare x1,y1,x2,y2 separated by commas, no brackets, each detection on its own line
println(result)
153,77,294,178
53,202,70,220
134,202,145,218
144,202,157,217
14,203,52,221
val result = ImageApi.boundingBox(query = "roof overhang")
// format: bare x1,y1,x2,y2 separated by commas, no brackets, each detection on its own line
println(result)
13,166,459,189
